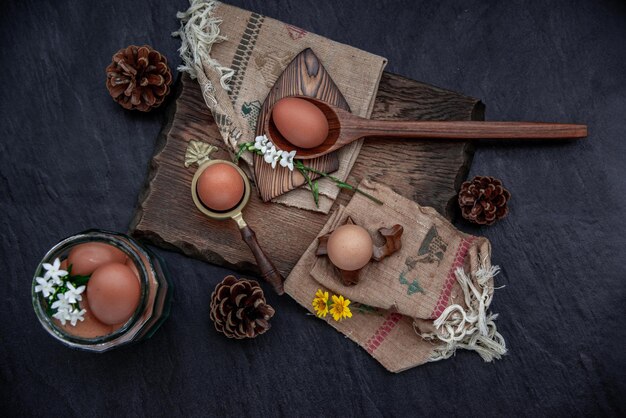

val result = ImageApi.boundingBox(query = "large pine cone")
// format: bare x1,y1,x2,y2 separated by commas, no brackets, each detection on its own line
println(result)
105,45,172,112
459,176,511,225
210,276,275,339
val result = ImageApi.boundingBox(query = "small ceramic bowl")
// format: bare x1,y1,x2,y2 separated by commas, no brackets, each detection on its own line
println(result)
32,230,172,352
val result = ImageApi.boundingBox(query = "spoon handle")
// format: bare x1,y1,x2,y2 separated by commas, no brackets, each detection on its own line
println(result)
239,225,285,295
352,120,587,140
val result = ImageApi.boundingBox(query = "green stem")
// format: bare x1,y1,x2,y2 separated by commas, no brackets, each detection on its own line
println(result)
295,161,383,206
234,142,252,163
297,167,319,207
234,141,384,207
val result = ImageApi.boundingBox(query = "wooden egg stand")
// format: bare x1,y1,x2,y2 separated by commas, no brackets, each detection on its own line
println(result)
315,217,403,285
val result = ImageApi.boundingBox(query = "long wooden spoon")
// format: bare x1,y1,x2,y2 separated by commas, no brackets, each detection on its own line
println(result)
265,96,587,159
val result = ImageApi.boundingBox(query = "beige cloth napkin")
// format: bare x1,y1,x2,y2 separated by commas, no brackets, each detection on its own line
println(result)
174,0,387,213
285,180,507,372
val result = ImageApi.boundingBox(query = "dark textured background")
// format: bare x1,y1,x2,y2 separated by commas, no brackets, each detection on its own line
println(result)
1,0,624,416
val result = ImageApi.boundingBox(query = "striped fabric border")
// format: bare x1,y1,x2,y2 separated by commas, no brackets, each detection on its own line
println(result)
365,312,403,354
429,237,475,319
229,12,264,102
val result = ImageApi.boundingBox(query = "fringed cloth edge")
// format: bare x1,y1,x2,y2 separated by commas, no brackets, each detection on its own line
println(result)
172,0,232,87
171,0,247,159
416,258,507,362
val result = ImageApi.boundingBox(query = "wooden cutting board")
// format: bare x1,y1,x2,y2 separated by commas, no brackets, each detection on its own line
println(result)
129,72,483,276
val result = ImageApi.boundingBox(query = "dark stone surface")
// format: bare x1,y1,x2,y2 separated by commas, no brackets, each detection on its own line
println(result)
1,0,624,416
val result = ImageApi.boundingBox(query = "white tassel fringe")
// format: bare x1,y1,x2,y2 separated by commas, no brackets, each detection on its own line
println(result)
417,261,507,362
172,0,234,89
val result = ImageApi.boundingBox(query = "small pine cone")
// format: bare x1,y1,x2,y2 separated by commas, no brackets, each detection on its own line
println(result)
105,45,172,112
209,275,275,339
459,176,511,225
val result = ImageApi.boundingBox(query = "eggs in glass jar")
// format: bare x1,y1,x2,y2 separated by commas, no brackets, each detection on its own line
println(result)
56,242,142,337
33,230,172,352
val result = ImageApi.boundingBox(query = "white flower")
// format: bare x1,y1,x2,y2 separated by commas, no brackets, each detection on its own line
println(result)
263,144,277,162
52,306,71,326
68,308,86,326
42,258,68,285
34,277,55,298
279,150,297,171
269,153,281,168
51,293,71,312
49,288,86,327
64,283,86,304
257,136,297,170
264,145,281,168
254,135,270,153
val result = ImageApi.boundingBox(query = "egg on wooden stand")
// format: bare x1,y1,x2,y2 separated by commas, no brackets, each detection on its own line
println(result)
326,224,373,271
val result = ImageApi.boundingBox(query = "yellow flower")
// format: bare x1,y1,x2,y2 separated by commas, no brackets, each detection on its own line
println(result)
312,289,329,318
329,294,352,321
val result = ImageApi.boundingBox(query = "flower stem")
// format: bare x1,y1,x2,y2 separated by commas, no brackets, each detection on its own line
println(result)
297,166,320,207
234,140,383,207
294,161,383,206
234,142,254,163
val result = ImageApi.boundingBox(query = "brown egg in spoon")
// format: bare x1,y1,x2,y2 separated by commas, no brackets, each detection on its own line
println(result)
270,97,329,149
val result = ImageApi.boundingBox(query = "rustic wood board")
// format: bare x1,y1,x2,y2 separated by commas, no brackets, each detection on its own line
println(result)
254,48,347,202
130,72,483,276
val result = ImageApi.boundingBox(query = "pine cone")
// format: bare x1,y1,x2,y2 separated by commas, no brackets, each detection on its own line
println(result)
209,276,275,339
105,45,172,112
459,176,511,225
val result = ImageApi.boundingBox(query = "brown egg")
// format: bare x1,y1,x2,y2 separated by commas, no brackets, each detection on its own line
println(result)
67,242,127,276
272,97,329,149
326,224,373,271
196,163,245,211
87,262,141,325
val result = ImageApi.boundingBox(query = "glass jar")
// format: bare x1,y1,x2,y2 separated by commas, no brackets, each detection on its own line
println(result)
32,230,172,352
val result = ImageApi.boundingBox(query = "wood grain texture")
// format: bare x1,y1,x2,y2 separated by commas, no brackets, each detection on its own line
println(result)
338,119,587,140
254,48,348,202
129,71,483,276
